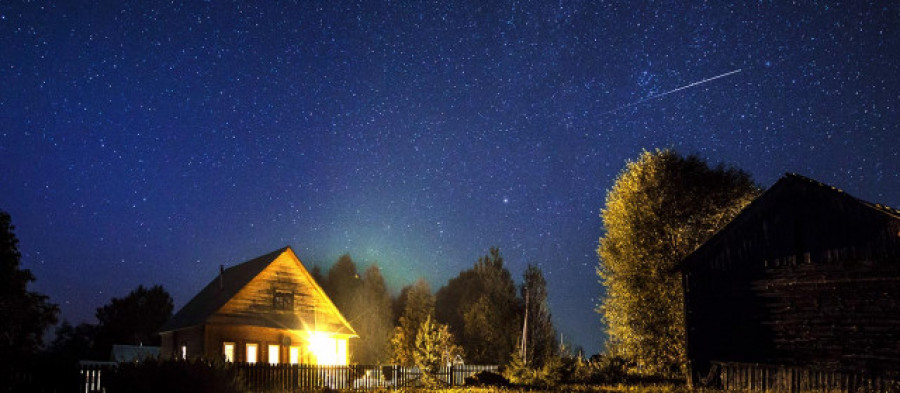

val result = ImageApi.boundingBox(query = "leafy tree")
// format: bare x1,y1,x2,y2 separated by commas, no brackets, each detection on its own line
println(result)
323,254,362,314
390,279,434,366
439,247,521,364
309,265,325,287
319,256,393,364
49,320,97,362
0,210,58,380
350,265,393,364
94,285,173,358
597,149,758,375
391,283,413,326
414,315,461,386
521,264,556,368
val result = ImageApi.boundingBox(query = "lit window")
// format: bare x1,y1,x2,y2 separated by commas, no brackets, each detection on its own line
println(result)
268,344,280,364
289,346,300,365
308,332,345,365
181,345,187,359
336,339,347,366
246,343,258,364
223,342,235,362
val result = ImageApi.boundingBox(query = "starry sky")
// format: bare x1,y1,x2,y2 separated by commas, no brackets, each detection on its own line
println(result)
1,1,898,356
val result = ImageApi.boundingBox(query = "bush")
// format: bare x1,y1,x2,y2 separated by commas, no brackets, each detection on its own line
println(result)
571,354,631,384
503,355,579,388
465,370,510,387
104,359,246,393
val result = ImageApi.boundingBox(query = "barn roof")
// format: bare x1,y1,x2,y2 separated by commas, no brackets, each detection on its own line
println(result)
159,246,355,336
676,173,900,272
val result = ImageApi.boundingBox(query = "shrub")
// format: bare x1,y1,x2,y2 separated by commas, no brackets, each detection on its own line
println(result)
464,370,510,387
572,354,631,384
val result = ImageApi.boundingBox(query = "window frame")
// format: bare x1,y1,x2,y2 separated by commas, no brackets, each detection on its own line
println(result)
246,343,258,364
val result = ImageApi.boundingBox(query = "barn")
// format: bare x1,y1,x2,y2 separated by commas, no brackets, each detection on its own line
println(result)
159,246,357,365
677,174,900,391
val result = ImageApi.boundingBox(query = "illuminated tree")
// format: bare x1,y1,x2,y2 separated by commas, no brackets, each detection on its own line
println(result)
597,149,758,375
391,279,434,366
414,315,461,386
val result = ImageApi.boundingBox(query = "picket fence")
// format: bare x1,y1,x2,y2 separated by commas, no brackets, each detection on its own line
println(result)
714,361,900,393
80,362,498,392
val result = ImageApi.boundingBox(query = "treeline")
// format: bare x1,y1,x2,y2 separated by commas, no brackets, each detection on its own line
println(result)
311,247,558,369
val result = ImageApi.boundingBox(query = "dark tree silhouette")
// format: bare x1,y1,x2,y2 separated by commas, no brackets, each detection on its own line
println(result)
0,209,58,386
436,247,521,364
521,264,556,368
93,284,173,358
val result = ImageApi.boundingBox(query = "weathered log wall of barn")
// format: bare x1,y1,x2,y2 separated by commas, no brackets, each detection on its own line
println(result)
680,175,900,388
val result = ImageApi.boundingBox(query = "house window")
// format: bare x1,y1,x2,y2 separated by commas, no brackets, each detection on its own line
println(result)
336,339,347,366
268,344,280,364
289,346,300,365
223,342,235,362
181,345,187,359
273,290,294,310
246,343,258,364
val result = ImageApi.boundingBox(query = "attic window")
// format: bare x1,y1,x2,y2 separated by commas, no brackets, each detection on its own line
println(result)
274,290,294,310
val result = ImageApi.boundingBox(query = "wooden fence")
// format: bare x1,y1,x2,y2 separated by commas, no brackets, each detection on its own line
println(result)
79,362,498,392
714,361,900,393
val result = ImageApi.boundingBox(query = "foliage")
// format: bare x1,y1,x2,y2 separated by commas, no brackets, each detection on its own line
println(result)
464,370,510,387
0,209,59,390
352,264,394,364
94,284,173,358
320,255,394,364
521,263,556,368
413,315,462,387
506,353,578,388
436,247,521,365
571,354,632,385
391,279,434,366
323,254,362,313
597,149,759,376
104,359,246,393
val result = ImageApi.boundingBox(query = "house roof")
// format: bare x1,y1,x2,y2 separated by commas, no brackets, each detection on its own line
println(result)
159,246,355,336
676,173,900,272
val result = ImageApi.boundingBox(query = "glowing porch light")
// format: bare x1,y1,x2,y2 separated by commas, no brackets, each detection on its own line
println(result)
307,331,346,365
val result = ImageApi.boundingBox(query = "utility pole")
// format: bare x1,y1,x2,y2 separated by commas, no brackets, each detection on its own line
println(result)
520,289,529,364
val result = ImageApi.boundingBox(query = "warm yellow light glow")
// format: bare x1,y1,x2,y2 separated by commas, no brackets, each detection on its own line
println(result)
268,344,280,364
223,342,235,362
306,332,347,365
289,346,300,364
246,343,258,364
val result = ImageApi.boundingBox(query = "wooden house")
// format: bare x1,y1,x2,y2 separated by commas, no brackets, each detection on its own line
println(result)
677,174,900,389
159,246,357,365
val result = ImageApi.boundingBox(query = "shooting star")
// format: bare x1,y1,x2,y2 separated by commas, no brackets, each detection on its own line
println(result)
605,68,742,114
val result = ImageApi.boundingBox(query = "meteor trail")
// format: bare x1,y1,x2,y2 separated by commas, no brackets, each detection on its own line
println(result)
605,68,742,114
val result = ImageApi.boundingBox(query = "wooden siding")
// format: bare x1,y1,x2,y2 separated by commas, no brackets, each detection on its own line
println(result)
214,252,354,336
159,325,204,360
681,175,900,386
204,324,318,364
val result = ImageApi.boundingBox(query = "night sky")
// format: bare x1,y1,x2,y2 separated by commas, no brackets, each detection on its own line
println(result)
2,1,898,356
